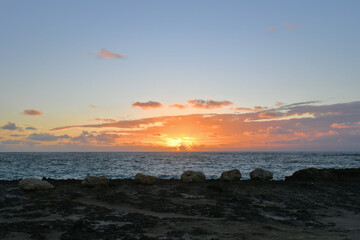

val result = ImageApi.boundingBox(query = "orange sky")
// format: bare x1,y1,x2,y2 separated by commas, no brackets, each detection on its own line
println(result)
1,100,359,151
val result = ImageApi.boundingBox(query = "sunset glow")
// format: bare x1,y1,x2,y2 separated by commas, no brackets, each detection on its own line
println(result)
0,1,359,152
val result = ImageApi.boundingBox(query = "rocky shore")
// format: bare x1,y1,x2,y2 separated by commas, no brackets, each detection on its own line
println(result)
1,168,360,239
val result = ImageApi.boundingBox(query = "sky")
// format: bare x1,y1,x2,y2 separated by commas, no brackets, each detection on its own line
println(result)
0,0,359,151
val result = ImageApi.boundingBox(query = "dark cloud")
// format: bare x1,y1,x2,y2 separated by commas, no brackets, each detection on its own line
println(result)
28,133,71,141
1,122,20,130
132,101,163,110
9,134,25,137
1,140,40,145
188,99,233,109
26,127,37,130
22,109,42,116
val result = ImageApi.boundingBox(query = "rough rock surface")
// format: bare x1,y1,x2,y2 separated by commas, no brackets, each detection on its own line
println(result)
135,173,157,185
181,170,206,183
221,169,242,181
81,176,109,187
18,178,55,191
285,168,360,181
1,170,360,240
250,168,273,181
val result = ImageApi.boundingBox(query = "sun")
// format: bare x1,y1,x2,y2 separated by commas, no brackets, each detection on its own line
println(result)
165,137,194,151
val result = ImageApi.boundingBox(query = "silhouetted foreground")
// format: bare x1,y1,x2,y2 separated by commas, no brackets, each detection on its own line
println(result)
1,168,360,239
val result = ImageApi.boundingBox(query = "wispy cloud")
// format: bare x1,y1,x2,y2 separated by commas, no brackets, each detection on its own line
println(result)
28,133,71,141
1,122,20,130
275,101,284,106
22,109,42,116
89,104,101,109
26,126,37,130
169,104,187,109
267,26,277,33
283,22,299,30
90,118,116,123
188,99,233,109
96,48,127,59
232,106,267,112
331,122,360,129
132,101,163,110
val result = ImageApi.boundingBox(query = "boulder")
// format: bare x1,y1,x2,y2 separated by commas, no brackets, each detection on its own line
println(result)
19,178,55,191
135,173,157,185
81,176,109,187
221,169,242,181
285,168,360,181
181,170,206,183
250,168,273,181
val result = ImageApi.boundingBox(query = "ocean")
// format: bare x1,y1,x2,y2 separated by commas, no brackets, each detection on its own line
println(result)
1,152,360,180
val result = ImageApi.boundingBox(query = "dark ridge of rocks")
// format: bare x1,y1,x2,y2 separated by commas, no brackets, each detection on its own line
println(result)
285,168,360,181
1,168,360,239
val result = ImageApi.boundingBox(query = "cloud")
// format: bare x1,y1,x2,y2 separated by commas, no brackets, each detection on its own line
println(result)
22,109,42,116
10,100,359,151
96,48,127,59
275,101,284,106
188,99,233,109
28,133,71,141
132,101,163,110
1,122,20,130
283,22,299,30
331,122,360,129
267,26,277,33
258,111,285,119
91,118,116,123
169,104,187,109
9,134,26,137
89,104,101,109
1,140,39,145
26,127,37,130
232,106,268,112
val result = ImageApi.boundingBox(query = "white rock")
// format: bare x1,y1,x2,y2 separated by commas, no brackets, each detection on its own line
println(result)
81,176,109,187
181,170,206,183
221,169,242,181
19,178,55,191
135,173,157,185
250,168,273,181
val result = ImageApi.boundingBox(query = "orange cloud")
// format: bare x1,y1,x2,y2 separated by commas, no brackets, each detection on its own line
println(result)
275,101,284,106
89,104,101,109
232,106,268,112
23,109,42,116
96,48,127,59
169,104,187,109
90,118,116,123
5,101,360,151
267,26,277,33
188,99,233,109
283,22,299,30
132,101,163,110
330,122,360,129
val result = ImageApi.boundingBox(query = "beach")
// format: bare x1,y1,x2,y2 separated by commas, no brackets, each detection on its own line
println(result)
1,169,360,239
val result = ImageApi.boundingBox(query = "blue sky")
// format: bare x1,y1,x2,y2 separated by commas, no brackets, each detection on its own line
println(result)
0,1,359,151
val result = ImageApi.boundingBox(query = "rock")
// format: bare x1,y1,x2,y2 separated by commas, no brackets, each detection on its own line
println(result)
135,173,157,185
285,168,360,181
181,170,206,183
221,169,242,181
81,176,109,187
19,178,55,191
250,168,273,181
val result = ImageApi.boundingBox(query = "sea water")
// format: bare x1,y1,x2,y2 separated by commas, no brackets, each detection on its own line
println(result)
0,152,360,180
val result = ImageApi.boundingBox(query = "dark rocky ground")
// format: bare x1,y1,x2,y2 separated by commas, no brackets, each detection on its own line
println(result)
1,170,360,239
